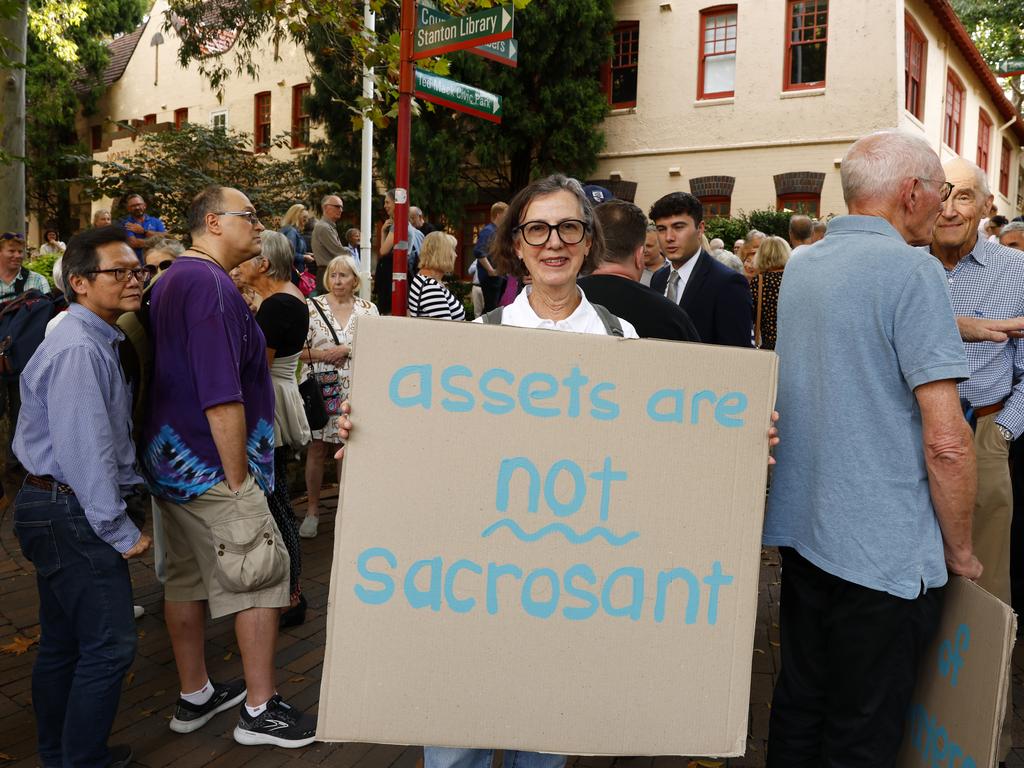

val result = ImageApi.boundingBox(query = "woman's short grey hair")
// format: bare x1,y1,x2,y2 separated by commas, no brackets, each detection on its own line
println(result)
324,253,361,293
259,230,295,281
841,130,941,206
145,237,185,260
1001,221,1024,236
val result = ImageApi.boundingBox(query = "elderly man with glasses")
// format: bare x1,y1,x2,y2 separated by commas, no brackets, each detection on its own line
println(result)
929,158,1024,766
141,185,317,748
311,194,346,291
12,226,152,768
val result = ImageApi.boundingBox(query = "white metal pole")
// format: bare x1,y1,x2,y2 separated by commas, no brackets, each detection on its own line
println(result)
359,0,375,300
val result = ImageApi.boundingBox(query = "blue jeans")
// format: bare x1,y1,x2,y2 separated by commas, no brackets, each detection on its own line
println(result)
13,484,137,768
424,748,566,768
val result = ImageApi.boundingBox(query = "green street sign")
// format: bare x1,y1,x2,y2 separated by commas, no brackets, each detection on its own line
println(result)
418,4,518,67
413,5,514,60
995,59,1024,76
414,67,502,123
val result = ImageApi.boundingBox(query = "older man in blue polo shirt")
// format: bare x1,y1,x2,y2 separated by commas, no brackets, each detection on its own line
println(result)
763,131,982,767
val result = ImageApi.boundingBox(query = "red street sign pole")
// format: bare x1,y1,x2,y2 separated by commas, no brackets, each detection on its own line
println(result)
391,0,415,317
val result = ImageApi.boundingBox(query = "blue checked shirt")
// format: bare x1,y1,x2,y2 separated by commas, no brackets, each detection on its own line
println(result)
0,268,50,304
937,236,1024,438
13,303,144,553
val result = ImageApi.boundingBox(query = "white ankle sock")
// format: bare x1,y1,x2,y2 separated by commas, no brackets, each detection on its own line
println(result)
181,679,213,706
245,699,270,717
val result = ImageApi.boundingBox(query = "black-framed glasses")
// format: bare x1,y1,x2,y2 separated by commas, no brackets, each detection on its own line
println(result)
215,210,261,226
917,178,954,202
87,267,149,283
516,219,588,246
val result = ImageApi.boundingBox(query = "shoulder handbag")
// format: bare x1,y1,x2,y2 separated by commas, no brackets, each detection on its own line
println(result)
309,298,344,415
299,336,329,431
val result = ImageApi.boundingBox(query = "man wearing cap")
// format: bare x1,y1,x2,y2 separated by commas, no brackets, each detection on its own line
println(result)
582,184,614,207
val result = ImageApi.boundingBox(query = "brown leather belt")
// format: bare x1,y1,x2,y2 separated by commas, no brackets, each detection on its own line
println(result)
24,474,75,496
973,398,1007,419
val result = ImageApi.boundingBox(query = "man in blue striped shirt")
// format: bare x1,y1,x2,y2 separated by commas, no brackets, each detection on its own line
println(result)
12,226,152,768
931,157,1023,764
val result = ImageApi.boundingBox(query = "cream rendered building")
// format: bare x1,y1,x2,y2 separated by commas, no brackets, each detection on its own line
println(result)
594,0,1024,220
75,0,318,230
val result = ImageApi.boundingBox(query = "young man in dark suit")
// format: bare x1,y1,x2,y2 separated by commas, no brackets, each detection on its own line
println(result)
649,192,753,347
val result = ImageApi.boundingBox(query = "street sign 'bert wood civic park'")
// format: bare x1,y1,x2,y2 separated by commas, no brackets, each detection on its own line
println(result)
413,4,514,60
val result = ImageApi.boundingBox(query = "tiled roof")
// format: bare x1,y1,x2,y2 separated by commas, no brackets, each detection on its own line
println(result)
98,18,149,86
925,0,1024,144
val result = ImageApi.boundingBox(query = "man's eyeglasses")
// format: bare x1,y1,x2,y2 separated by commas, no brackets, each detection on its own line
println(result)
917,178,954,202
515,219,588,247
215,210,261,226
87,267,150,283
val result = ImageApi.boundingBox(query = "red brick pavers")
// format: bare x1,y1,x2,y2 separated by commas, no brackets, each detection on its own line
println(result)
1,492,1021,768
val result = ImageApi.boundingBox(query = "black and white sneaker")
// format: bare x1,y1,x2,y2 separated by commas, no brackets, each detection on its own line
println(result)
169,680,247,733
233,694,316,748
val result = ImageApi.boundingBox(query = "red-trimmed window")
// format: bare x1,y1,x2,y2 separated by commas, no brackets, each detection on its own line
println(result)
904,14,926,120
90,125,102,151
601,21,639,108
1000,139,1011,197
977,110,992,172
254,91,271,153
700,195,731,218
777,193,820,217
943,70,965,153
291,84,311,148
698,6,737,99
784,0,828,91
143,113,156,126
174,108,188,129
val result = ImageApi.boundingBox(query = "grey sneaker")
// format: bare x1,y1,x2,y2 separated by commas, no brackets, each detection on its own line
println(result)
233,694,316,748
169,680,247,733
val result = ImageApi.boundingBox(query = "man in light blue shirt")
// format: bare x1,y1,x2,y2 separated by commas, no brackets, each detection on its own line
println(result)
763,131,981,767
13,226,151,768
930,156,1024,763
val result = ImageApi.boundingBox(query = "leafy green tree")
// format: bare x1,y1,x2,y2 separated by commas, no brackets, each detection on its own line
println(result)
70,123,326,234
23,0,147,234
951,0,1023,115
305,0,612,228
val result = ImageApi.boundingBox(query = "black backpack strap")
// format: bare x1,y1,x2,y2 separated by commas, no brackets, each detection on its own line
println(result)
11,267,28,298
480,306,504,325
591,303,624,337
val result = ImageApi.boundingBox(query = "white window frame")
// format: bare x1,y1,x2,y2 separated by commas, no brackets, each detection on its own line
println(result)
210,109,228,132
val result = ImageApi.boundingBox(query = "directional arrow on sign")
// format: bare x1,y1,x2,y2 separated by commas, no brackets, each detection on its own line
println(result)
413,5,514,60
418,4,518,67
414,67,502,123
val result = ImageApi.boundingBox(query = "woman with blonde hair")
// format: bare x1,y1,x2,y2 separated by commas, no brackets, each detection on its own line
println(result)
300,254,378,537
408,231,465,320
749,235,790,350
280,203,312,274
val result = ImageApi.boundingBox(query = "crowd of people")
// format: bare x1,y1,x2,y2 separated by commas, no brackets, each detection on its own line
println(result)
5,126,1024,768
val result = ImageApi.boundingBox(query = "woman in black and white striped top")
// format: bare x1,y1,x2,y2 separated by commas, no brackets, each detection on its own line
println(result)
408,231,465,320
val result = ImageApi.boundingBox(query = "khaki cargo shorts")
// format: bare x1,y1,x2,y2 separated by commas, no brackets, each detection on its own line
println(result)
157,475,290,619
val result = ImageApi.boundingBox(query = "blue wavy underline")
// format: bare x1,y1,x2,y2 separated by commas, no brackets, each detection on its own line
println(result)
480,519,639,547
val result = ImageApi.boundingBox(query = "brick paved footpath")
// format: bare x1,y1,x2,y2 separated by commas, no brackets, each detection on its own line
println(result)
2,487,1024,768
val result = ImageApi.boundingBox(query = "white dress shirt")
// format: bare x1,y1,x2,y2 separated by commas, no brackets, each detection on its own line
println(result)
664,245,701,302
474,286,639,338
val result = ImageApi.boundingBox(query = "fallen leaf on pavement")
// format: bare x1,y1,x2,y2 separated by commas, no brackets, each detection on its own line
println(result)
125,672,135,686
1,635,38,655
223,652,233,661
289,676,305,683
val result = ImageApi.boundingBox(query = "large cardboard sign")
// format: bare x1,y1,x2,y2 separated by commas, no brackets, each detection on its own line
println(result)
897,577,1016,768
318,316,778,757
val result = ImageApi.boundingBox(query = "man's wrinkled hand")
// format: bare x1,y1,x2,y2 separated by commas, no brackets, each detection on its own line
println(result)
946,548,983,580
957,315,1024,343
123,533,152,560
